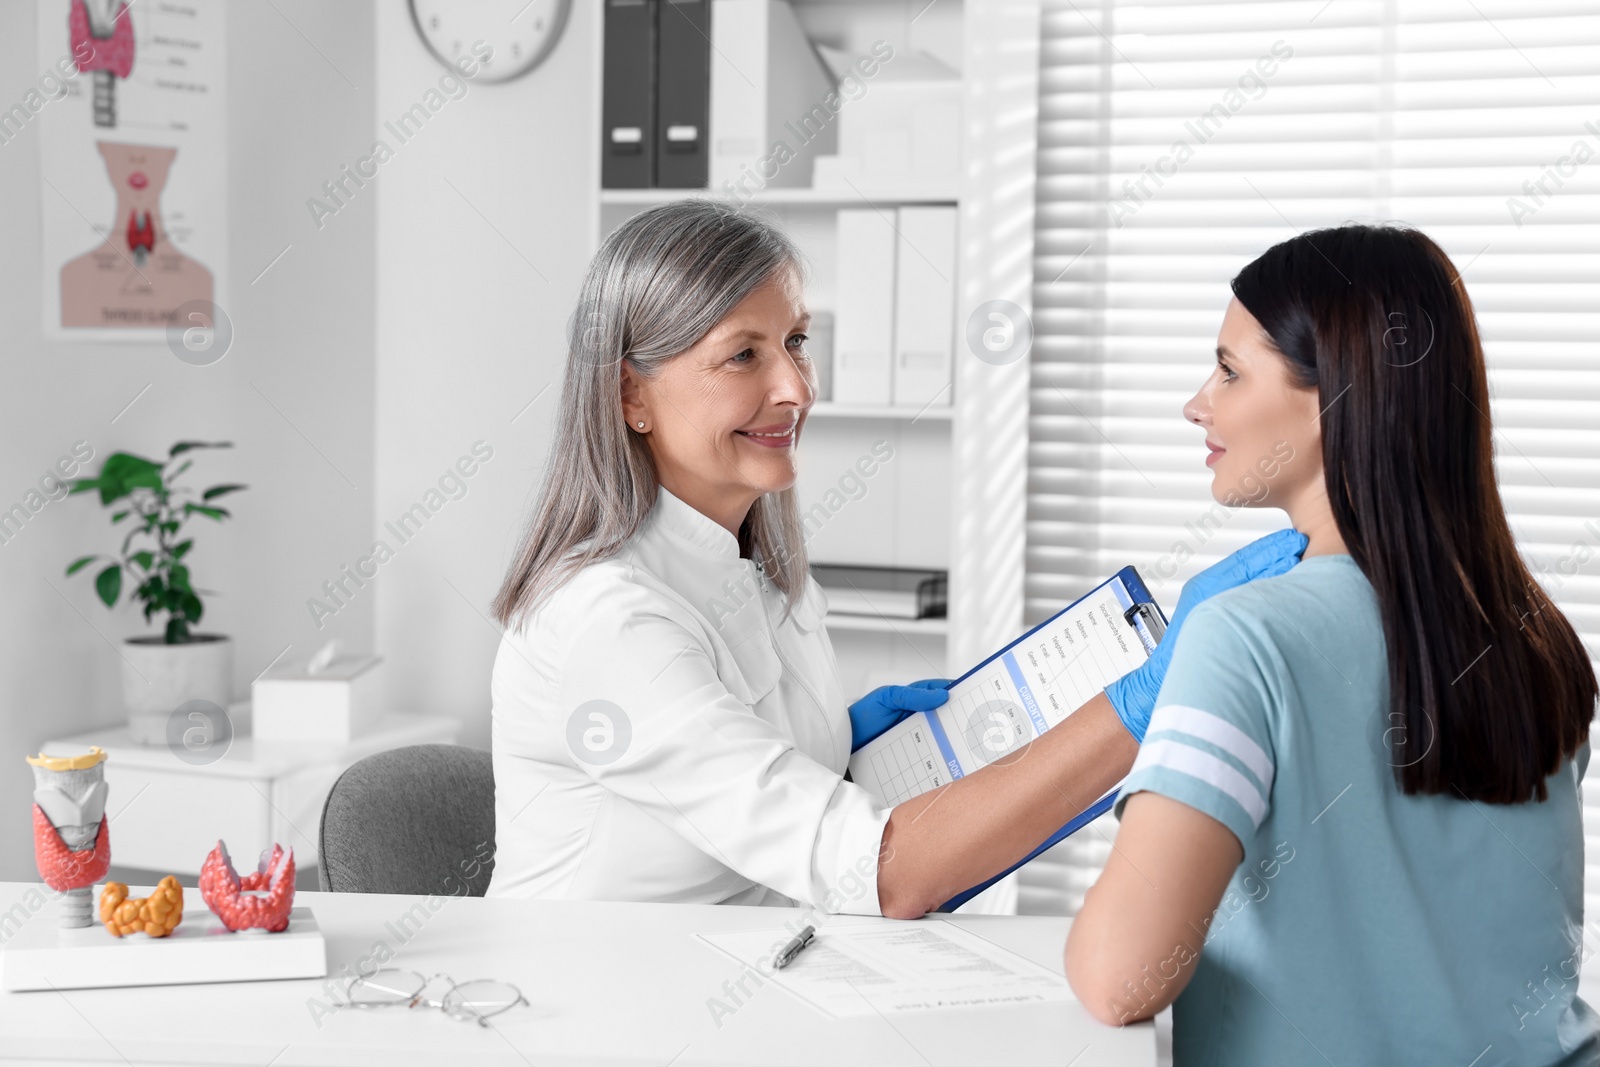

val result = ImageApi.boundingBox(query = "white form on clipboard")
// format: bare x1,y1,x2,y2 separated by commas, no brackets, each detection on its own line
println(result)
848,566,1166,806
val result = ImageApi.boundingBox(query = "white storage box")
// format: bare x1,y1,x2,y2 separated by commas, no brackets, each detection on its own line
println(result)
251,654,381,742
811,49,962,191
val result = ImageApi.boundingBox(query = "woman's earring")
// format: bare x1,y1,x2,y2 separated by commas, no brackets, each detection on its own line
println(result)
636,421,645,429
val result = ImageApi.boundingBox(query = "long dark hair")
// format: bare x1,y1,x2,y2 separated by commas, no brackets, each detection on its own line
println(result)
1232,224,1594,804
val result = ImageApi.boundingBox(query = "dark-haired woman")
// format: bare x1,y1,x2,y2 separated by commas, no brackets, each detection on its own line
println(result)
1065,224,1598,1065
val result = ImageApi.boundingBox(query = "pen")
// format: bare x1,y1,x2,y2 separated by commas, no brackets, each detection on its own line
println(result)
774,924,815,969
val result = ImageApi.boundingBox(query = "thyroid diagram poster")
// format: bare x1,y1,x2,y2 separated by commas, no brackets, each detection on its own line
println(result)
37,0,227,341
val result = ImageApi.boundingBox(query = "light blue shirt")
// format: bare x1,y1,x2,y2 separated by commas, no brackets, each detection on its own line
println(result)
1118,552,1597,1066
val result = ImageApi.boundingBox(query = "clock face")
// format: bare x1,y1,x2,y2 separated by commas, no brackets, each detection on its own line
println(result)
408,0,572,84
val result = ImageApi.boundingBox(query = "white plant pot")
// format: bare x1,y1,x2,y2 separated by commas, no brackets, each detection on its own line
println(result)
119,635,234,746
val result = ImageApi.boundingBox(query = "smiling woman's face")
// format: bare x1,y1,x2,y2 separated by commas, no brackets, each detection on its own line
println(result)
1183,297,1322,512
621,267,816,534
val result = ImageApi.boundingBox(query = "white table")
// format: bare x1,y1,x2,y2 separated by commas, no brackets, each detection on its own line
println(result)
0,883,1155,1066
42,715,459,876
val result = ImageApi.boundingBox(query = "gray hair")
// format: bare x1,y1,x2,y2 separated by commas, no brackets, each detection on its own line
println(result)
492,199,811,632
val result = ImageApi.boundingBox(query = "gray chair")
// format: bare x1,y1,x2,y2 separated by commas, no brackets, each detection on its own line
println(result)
318,744,496,896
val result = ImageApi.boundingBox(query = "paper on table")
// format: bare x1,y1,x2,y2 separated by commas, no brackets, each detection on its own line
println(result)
695,920,1071,1019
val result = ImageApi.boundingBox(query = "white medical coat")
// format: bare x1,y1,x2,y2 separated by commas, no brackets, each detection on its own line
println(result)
486,487,892,915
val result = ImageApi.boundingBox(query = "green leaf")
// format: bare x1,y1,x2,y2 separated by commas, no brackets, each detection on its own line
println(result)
110,510,130,524
169,441,233,457
94,453,164,505
168,459,193,482
129,550,155,571
65,555,98,576
95,564,121,607
169,564,191,592
181,592,203,623
160,521,180,535
201,484,247,501
172,540,193,560
184,503,228,521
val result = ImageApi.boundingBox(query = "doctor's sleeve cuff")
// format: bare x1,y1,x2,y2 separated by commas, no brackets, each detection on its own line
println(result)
810,782,892,917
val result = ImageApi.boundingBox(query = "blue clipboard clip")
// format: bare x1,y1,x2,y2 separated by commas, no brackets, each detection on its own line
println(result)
1123,600,1167,649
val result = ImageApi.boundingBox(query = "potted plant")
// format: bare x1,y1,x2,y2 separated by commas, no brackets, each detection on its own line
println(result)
65,442,246,745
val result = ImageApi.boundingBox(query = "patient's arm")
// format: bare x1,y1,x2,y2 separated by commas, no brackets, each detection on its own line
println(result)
1063,792,1241,1024
876,691,1137,919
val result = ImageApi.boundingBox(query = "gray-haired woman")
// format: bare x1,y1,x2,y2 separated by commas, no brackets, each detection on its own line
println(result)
484,199,1301,918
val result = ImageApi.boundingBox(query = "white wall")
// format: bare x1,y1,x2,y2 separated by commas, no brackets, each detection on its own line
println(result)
371,2,599,748
0,2,377,881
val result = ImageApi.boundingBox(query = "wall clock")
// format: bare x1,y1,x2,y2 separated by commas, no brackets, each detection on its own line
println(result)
408,0,573,84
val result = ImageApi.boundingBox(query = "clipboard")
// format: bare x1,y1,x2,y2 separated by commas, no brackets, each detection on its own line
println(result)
844,566,1167,913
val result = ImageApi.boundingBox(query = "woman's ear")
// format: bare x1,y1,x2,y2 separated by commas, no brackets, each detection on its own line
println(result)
620,362,648,431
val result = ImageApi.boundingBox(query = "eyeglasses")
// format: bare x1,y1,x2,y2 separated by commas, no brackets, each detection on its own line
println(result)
338,968,527,1027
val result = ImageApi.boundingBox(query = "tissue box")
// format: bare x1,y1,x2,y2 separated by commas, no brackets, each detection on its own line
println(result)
251,655,382,742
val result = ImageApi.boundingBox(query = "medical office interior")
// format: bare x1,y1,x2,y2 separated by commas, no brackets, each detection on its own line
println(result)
1,0,1598,1063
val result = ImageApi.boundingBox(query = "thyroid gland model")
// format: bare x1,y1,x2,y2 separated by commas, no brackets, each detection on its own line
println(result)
199,841,296,933
28,747,112,929
58,141,214,330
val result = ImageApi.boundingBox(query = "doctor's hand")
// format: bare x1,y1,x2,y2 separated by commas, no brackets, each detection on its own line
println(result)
1104,528,1308,743
849,680,951,752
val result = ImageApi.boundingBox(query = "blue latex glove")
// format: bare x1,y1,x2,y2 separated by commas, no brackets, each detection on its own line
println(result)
849,679,951,752
1104,528,1309,742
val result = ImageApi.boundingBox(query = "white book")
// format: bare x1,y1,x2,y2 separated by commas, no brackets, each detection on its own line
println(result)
892,206,957,407
832,208,896,405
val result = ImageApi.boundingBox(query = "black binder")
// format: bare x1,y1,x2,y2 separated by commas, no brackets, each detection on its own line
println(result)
655,0,710,188
601,0,657,189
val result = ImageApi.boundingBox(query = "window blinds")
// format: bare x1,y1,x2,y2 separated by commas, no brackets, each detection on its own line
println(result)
1020,0,1600,916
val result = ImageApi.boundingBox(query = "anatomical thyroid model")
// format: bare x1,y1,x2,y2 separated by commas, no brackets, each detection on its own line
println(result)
28,747,112,928
199,840,297,933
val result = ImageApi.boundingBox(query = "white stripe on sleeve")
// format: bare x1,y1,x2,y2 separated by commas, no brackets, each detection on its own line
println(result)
1148,703,1275,793
1129,739,1269,829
